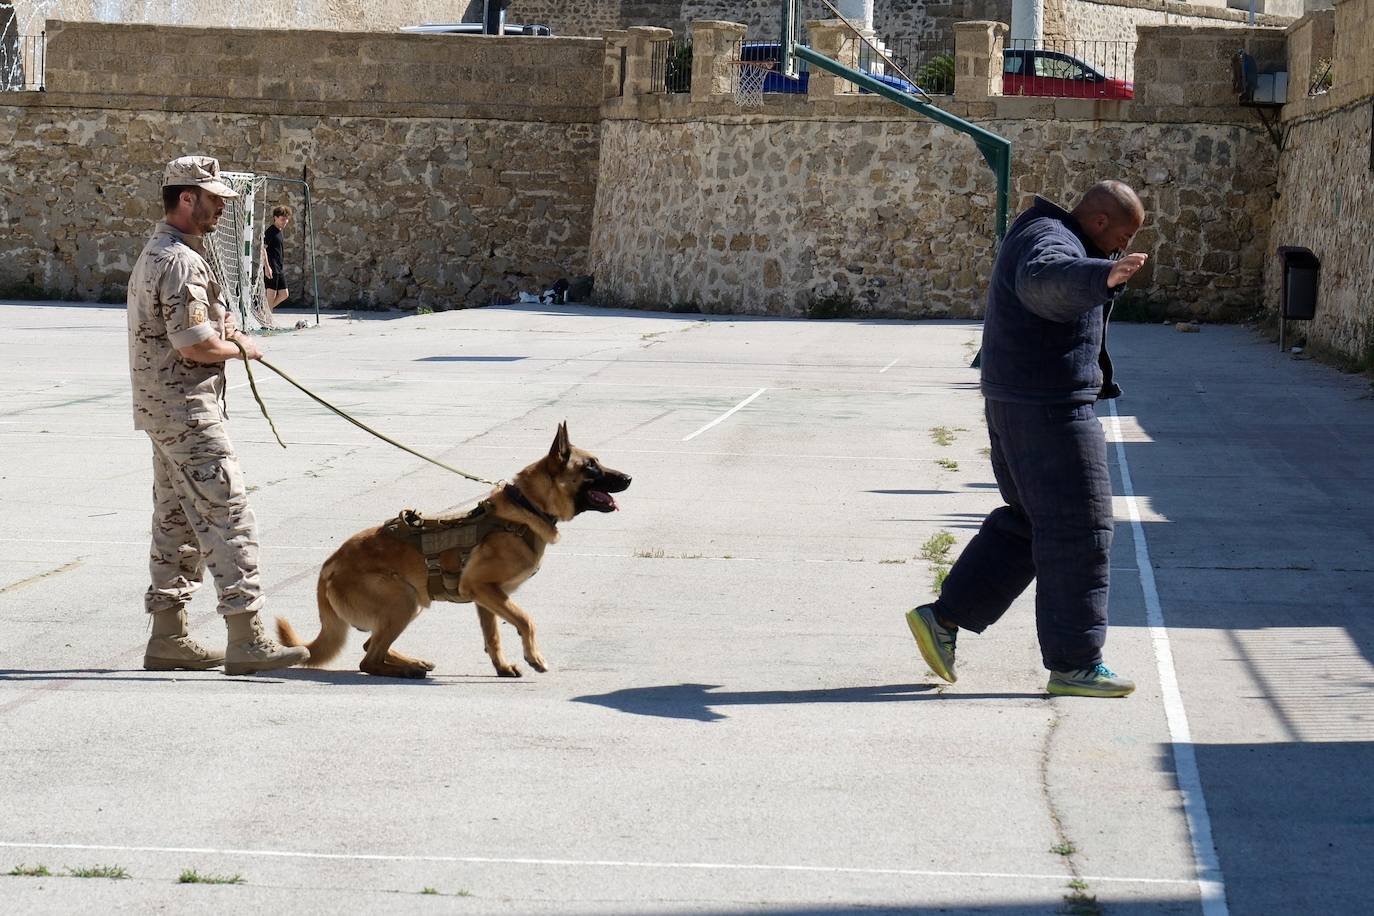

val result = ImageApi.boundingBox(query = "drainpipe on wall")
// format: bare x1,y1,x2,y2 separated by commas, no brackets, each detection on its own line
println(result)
1011,0,1044,43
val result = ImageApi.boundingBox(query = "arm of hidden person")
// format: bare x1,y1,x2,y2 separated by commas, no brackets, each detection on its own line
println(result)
1013,227,1116,323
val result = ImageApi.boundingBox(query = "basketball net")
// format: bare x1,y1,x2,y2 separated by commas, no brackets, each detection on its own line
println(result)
731,59,775,108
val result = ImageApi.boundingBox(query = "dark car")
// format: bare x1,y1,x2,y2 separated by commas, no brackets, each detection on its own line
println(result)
739,42,920,96
1002,48,1134,100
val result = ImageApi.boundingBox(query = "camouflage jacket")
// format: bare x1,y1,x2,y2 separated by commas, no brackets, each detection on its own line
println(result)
126,221,228,430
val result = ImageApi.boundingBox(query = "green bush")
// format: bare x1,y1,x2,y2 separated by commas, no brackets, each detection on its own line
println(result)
915,54,955,94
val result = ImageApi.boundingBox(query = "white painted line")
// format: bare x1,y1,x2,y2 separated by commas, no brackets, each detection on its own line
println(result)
0,537,325,551
228,374,275,392
879,358,899,373
0,841,1195,887
1107,401,1229,916
682,388,766,442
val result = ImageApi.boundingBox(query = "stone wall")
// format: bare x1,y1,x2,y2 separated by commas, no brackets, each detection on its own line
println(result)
3,0,469,32
39,20,602,111
1266,0,1374,361
0,22,603,309
624,0,1285,43
1048,0,1293,47
509,0,623,35
590,105,1274,319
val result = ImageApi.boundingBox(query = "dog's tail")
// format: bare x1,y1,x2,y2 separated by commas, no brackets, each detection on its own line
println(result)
275,575,348,667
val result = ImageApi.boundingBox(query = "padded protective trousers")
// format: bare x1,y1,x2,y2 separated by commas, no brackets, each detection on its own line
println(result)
934,399,1114,671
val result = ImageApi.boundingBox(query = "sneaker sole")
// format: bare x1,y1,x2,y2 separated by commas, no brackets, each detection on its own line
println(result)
1047,681,1135,698
223,650,310,676
144,655,223,671
905,609,956,684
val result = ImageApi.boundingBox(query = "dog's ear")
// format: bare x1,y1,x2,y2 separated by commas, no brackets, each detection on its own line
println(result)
548,421,571,465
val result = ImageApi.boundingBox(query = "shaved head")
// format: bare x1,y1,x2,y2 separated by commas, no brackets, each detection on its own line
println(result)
1076,181,1144,224
1071,181,1145,256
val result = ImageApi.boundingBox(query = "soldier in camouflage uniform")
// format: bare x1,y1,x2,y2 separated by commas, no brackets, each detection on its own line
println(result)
127,155,309,675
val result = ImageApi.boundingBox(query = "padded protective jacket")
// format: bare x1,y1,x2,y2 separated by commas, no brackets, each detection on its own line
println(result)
979,196,1123,404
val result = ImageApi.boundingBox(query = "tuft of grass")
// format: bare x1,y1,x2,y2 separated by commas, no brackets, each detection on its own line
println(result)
1050,842,1077,856
879,558,907,565
919,531,957,564
1067,878,1088,891
178,868,244,885
415,305,434,316
935,458,959,471
457,889,473,897
979,447,991,459
8,864,51,877
807,291,855,320
1060,887,1104,916
633,547,666,559
930,426,955,446
66,865,130,879
421,886,439,894
1108,293,1167,323
932,565,950,593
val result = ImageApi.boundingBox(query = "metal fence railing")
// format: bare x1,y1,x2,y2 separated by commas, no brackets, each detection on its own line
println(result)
861,39,956,94
1307,57,1333,96
727,34,957,98
1002,39,1136,99
1,32,46,91
650,38,692,94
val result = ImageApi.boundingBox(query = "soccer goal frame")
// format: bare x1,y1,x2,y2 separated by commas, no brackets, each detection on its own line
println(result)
206,169,321,331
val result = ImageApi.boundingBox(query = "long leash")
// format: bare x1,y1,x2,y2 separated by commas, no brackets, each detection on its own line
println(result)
231,339,498,486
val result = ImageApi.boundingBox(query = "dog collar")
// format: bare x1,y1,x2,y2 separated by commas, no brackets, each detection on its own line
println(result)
504,484,559,530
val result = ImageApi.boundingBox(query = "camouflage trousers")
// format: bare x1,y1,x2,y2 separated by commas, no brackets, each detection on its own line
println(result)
144,419,264,617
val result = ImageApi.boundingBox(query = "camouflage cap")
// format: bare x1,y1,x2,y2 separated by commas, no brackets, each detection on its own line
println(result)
161,155,239,198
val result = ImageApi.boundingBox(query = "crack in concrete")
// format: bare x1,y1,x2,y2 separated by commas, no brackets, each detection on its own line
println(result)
1040,707,1106,915
0,558,84,596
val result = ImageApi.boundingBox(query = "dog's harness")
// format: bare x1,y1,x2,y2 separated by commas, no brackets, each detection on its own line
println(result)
380,486,551,603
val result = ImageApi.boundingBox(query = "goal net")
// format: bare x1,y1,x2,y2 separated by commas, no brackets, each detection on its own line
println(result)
205,171,272,331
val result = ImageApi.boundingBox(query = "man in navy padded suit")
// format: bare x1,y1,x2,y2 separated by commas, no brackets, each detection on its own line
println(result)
907,181,1148,698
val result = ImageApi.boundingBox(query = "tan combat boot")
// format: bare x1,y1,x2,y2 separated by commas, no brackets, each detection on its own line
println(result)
223,611,310,676
144,608,224,671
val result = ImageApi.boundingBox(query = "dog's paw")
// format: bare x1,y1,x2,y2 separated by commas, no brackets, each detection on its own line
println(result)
525,653,548,673
496,663,523,678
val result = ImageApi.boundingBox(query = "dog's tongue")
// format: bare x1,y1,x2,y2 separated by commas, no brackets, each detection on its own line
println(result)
588,490,618,510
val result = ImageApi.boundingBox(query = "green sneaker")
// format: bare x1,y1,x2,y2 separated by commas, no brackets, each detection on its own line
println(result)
905,605,957,684
1047,663,1135,698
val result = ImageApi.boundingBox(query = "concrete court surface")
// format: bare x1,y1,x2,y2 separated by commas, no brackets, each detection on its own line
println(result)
0,300,1371,915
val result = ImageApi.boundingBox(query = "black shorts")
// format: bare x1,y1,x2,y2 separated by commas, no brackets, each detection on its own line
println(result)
265,267,287,291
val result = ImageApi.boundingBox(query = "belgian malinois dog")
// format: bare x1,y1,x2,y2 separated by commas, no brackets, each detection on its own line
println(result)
277,423,630,678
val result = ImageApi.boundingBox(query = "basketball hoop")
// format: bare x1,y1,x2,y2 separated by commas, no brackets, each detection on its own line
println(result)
729,59,775,109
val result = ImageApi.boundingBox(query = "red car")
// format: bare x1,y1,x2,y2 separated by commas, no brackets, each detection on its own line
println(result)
1003,48,1134,100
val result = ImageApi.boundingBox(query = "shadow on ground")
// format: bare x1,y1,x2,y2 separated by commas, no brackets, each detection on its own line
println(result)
573,682,1045,722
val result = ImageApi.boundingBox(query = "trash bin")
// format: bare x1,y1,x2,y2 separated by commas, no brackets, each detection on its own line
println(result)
1277,246,1319,320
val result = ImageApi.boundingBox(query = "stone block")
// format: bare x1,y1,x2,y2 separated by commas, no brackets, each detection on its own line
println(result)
690,20,747,103
953,21,1006,102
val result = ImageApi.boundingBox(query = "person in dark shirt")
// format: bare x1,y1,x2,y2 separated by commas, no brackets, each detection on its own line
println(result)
906,181,1148,698
262,205,292,320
